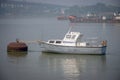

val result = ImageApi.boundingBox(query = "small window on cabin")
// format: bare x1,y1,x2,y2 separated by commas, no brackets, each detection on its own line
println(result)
66,35,71,39
72,35,76,39
49,41,54,43
56,41,61,44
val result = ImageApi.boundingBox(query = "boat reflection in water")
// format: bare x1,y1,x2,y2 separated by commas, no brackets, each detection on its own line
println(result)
7,52,27,57
40,53,106,79
7,52,27,64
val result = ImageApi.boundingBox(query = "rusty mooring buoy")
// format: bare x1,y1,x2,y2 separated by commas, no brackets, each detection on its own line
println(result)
7,39,28,52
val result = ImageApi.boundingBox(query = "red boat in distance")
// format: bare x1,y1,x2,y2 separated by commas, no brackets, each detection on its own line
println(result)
57,16,68,20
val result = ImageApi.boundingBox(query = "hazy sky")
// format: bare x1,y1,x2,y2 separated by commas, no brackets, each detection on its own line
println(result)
9,0,120,6
24,0,120,6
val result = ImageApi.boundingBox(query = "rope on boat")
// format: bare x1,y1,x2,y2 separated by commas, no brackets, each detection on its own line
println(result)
19,40,45,44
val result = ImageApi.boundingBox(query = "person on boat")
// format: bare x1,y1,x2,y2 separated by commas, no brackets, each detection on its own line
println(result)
101,40,107,47
16,38,20,43
101,40,107,54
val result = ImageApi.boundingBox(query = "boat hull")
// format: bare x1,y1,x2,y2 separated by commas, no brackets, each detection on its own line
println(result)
40,43,106,55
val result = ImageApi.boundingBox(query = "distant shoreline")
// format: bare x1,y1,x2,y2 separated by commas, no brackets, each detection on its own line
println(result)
0,15,57,19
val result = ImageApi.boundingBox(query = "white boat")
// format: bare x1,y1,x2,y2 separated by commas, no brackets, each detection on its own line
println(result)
38,26,107,55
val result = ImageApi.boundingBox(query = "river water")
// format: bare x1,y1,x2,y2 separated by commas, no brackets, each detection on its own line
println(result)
0,17,120,80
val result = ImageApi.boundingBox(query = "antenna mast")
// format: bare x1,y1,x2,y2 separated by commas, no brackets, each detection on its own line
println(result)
67,23,74,33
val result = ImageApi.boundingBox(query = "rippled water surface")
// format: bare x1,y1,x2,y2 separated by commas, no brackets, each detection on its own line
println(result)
0,17,120,80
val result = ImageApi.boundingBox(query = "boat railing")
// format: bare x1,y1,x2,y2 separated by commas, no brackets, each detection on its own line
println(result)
81,37,102,46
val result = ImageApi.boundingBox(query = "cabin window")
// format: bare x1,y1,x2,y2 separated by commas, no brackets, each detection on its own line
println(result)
56,41,61,44
49,41,54,43
66,35,71,39
72,35,76,39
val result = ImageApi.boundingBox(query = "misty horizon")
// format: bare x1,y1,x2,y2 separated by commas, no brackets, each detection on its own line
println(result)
5,0,120,6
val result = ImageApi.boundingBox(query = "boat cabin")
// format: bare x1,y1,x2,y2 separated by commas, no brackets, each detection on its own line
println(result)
47,32,84,46
62,32,83,46
47,31,101,47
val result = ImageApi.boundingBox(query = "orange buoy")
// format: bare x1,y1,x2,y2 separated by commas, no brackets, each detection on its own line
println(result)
7,39,28,52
